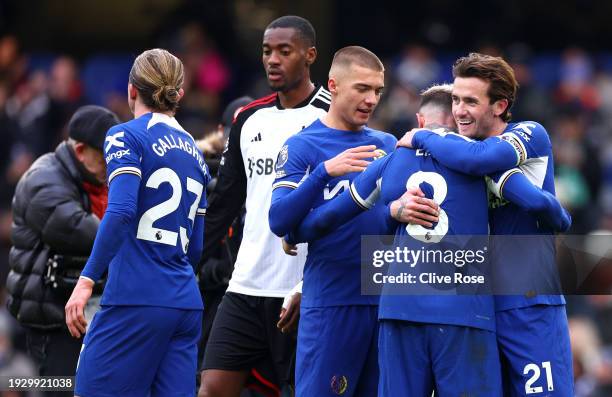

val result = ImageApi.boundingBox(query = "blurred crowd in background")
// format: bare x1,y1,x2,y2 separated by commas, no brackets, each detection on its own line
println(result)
0,17,610,396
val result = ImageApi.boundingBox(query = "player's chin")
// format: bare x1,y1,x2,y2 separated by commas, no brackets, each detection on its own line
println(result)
355,110,372,125
267,80,286,92
458,124,477,138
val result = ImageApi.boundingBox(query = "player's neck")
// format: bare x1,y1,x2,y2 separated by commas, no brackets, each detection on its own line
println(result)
133,101,174,119
321,109,363,132
277,79,315,109
485,120,508,138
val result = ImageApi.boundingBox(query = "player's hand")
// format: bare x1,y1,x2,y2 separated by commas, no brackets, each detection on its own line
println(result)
389,187,439,227
324,145,378,177
278,292,301,333
282,238,298,256
65,277,94,338
396,128,427,149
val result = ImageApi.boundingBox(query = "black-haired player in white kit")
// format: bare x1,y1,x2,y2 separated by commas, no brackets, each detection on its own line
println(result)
198,16,330,397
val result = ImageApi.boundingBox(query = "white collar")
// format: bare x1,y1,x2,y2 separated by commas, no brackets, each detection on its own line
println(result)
147,112,188,134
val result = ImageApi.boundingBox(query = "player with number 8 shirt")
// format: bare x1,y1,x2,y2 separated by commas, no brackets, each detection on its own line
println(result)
400,53,574,396
287,85,500,396
65,49,209,397
287,84,570,396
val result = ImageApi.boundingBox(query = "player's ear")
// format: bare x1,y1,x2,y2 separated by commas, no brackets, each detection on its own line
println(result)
128,83,138,100
493,98,508,118
445,113,457,130
328,77,337,95
178,88,185,101
305,46,317,66
416,113,426,128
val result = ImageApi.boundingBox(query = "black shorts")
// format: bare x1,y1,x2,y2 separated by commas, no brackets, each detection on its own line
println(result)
201,291,296,386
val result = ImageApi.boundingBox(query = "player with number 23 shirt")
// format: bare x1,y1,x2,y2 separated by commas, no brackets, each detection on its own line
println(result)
65,49,209,397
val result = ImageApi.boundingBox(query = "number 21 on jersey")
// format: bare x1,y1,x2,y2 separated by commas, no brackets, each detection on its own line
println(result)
524,361,554,394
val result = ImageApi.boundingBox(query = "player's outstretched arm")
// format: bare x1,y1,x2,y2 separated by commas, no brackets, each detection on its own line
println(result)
493,170,572,232
286,155,389,244
406,129,519,176
269,145,377,237
287,189,365,244
286,151,441,244
269,163,334,237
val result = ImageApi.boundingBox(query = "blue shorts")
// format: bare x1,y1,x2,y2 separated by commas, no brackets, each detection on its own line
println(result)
296,305,378,397
378,320,502,397
496,305,574,396
75,305,202,397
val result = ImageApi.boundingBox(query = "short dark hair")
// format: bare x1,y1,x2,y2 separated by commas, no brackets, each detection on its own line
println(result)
330,46,384,73
453,52,518,122
266,15,316,47
419,84,452,112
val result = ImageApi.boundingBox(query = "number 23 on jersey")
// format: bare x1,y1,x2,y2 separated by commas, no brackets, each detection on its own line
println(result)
136,167,203,253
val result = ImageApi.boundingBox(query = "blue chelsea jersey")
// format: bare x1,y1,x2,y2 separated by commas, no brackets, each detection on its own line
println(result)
272,119,397,307
102,112,210,309
351,143,495,331
487,121,565,310
412,121,566,310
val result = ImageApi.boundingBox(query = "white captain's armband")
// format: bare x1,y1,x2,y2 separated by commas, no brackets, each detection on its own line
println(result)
500,133,528,166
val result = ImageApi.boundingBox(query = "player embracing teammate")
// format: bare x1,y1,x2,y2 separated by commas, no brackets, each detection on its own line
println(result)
274,51,573,396
62,25,573,397
400,53,574,396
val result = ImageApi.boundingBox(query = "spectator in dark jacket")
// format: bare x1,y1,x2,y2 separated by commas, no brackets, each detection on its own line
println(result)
6,105,119,395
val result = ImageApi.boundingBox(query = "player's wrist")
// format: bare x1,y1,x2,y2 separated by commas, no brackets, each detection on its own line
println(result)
318,162,334,180
389,199,404,221
284,233,297,246
78,275,95,288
